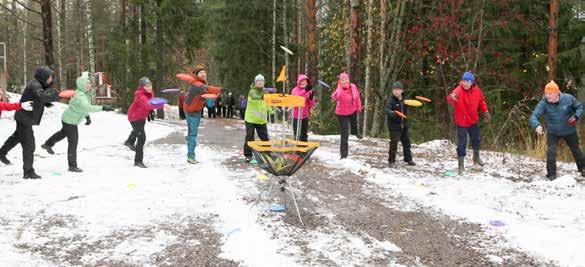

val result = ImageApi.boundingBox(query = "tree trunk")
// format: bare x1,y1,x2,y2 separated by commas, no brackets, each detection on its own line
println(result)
547,0,559,81
86,0,94,74
120,0,127,28
39,0,54,69
283,0,289,92
371,0,387,137
56,0,66,89
349,0,360,82
272,0,276,87
155,0,164,119
362,0,374,137
306,0,318,99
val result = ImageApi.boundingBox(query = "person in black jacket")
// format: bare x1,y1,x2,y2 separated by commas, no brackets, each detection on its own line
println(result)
0,66,59,179
386,81,415,167
226,92,235,118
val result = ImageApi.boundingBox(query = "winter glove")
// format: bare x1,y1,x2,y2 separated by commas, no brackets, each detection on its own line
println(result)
21,101,34,111
450,93,458,102
568,116,578,126
147,111,155,122
305,84,313,91
85,116,91,126
102,105,114,112
483,112,491,123
535,125,544,135
45,103,54,108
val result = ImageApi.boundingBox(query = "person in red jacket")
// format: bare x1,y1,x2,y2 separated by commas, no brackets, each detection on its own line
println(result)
446,71,491,174
0,89,34,117
124,77,168,168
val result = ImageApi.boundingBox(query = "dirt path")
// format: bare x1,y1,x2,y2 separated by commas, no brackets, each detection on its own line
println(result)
196,117,554,266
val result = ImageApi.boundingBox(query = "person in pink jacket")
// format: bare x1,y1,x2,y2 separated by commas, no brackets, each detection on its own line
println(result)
331,72,362,159
291,74,316,141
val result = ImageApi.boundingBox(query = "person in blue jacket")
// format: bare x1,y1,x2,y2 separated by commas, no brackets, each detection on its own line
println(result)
206,97,216,118
530,81,585,180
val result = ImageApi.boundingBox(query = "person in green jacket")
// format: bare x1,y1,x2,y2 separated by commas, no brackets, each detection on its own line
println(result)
41,72,114,172
243,74,270,162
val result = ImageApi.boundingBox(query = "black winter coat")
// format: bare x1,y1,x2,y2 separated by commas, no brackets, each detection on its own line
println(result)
14,67,59,126
385,94,408,131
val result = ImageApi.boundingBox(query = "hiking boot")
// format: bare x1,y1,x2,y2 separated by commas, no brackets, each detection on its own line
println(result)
23,171,42,179
340,155,348,159
124,141,136,151
41,144,55,155
458,156,465,175
473,150,485,166
546,174,557,181
134,162,147,168
0,154,11,165
388,161,395,168
68,167,83,173
406,161,416,166
187,158,199,164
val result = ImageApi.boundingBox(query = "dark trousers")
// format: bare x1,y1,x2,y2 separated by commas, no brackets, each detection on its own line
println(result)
207,107,216,118
125,120,146,163
239,108,246,120
456,124,480,157
244,122,269,157
45,122,79,167
337,113,359,157
293,118,309,142
0,122,35,174
179,108,186,120
388,127,412,163
227,106,234,118
546,132,585,176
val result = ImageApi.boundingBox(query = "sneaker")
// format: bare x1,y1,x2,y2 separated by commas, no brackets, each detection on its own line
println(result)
245,156,252,162
134,162,147,168
68,167,83,173
340,155,347,159
0,154,11,165
41,144,55,155
187,158,199,164
406,161,416,166
546,174,557,181
23,172,42,179
388,161,395,167
124,141,136,151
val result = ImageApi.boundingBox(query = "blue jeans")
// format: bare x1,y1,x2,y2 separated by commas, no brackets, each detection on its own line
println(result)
457,124,480,157
186,112,202,159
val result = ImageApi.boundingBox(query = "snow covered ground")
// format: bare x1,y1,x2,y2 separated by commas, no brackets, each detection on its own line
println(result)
1,93,585,266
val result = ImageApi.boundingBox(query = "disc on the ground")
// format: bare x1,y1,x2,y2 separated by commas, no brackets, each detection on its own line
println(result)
128,183,137,189
257,173,269,181
444,170,457,177
162,88,180,93
394,110,407,119
269,204,285,212
489,220,506,227
415,96,432,103
404,99,423,107
250,159,258,164
149,97,168,106
59,90,76,98
201,94,218,99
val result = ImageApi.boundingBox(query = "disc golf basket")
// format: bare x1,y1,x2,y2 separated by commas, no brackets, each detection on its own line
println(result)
247,94,320,225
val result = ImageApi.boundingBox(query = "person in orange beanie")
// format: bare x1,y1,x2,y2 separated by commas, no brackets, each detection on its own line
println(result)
530,80,585,181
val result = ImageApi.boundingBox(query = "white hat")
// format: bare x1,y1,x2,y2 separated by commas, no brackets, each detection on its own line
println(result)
255,74,265,82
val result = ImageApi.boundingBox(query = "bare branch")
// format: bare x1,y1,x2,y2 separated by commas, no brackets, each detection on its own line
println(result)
14,0,42,15
0,2,42,28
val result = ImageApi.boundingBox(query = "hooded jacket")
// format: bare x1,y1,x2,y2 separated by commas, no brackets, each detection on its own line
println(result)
291,75,316,119
62,72,104,125
331,74,362,116
14,66,59,126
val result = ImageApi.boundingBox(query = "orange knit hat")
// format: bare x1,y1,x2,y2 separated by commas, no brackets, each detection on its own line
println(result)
192,64,206,75
544,81,560,94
